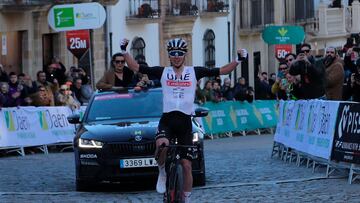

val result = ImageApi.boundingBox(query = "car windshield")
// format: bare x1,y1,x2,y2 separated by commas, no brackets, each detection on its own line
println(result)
86,90,163,122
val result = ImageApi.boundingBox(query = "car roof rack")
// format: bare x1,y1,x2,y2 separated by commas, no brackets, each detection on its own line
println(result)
97,87,130,94
96,87,162,94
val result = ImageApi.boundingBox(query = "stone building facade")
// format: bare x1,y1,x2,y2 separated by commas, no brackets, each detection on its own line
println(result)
0,0,118,86
234,0,360,87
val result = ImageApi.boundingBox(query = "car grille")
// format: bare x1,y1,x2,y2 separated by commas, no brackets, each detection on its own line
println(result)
106,142,156,156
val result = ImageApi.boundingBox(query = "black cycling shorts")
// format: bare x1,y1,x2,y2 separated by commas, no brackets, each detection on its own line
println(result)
155,111,195,160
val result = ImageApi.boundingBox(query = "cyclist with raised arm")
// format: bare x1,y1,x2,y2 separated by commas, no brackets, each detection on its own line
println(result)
121,38,247,203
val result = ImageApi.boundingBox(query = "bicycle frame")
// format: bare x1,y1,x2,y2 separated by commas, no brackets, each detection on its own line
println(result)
157,143,196,203
166,145,183,203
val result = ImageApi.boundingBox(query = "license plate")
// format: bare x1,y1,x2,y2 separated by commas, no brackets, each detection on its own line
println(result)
120,158,158,168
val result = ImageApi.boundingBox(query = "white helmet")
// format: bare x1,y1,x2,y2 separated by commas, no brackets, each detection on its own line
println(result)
167,38,188,52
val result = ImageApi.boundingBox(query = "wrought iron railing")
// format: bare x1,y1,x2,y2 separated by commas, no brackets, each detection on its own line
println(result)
0,0,54,5
167,0,229,16
126,0,229,19
0,0,115,6
127,0,160,18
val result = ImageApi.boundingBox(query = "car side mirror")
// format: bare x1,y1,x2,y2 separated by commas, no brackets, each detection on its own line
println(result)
67,114,81,124
194,107,209,117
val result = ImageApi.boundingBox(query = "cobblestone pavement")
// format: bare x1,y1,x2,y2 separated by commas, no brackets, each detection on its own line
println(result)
1,134,360,202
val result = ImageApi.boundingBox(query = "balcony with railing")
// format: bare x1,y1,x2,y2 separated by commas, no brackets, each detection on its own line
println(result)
126,0,229,20
127,0,160,18
0,0,117,4
0,0,53,5
312,1,360,37
167,0,229,16
0,0,118,11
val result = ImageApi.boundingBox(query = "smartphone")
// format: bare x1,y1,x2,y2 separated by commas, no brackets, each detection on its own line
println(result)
277,71,284,78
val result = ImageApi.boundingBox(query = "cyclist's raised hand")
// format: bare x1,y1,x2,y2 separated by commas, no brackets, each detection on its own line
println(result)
237,48,248,62
120,38,129,52
120,38,140,72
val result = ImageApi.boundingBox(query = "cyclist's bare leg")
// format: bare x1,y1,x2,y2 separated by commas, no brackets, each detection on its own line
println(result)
155,137,169,194
180,159,193,192
155,138,169,165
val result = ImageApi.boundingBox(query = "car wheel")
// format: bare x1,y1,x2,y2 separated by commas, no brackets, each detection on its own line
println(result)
194,172,206,186
194,151,206,186
76,179,97,191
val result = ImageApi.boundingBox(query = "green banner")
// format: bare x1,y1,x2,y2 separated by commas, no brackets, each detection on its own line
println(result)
262,26,305,45
201,100,279,134
201,102,235,134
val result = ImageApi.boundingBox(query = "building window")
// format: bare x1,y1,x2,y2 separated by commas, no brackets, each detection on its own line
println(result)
239,0,274,29
251,0,262,27
295,0,314,21
264,0,274,24
203,29,215,69
131,37,146,62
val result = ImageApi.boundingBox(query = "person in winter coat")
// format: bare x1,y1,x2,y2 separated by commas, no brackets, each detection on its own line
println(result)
323,47,344,100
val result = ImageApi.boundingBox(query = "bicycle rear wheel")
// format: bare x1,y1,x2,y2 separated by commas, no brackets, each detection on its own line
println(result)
166,164,184,203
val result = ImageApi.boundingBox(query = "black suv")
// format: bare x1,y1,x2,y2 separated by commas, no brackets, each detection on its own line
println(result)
67,88,208,191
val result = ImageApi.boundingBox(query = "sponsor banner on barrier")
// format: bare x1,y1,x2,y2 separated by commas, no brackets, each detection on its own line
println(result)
253,100,278,128
0,106,76,148
332,102,360,163
274,100,339,160
202,102,235,134
274,100,296,146
37,106,74,143
1,107,41,147
201,100,278,134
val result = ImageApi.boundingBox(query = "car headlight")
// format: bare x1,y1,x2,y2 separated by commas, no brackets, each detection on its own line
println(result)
193,132,203,142
79,138,104,149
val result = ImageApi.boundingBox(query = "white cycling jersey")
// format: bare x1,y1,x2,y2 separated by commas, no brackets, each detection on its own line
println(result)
160,66,197,115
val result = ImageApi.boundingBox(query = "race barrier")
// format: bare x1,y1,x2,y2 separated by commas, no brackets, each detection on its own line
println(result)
0,101,279,155
273,100,360,184
0,106,86,156
200,100,278,134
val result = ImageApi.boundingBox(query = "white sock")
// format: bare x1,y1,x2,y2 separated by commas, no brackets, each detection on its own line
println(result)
184,192,191,203
158,164,166,175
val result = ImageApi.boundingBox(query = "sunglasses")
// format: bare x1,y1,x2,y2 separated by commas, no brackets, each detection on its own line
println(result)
168,50,185,57
114,60,126,64
300,49,310,53
286,58,294,62
279,68,288,70
326,51,335,54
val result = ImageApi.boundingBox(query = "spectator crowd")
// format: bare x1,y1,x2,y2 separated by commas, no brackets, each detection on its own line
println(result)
193,36,360,104
1,35,360,109
0,57,93,110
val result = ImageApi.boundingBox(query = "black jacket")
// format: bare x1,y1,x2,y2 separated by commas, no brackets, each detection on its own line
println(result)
289,59,325,99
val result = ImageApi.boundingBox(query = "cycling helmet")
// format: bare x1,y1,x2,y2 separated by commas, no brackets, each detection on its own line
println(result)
167,38,188,52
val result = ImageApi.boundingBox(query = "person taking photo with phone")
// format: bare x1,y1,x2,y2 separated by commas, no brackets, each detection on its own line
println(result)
289,43,326,99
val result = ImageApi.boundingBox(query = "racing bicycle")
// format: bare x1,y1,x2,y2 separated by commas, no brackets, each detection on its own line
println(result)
157,141,197,203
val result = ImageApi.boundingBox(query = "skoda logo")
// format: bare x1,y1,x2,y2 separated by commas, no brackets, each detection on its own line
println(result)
135,135,142,142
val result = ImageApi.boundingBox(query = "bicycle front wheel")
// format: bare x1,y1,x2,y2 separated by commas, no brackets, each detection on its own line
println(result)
166,164,184,203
